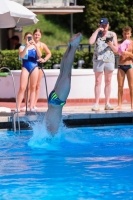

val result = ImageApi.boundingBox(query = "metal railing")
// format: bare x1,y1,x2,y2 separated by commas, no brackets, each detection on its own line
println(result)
55,44,92,53
0,67,20,133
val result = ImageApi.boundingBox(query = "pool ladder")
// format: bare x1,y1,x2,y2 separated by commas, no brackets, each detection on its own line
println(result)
0,67,20,133
0,67,48,132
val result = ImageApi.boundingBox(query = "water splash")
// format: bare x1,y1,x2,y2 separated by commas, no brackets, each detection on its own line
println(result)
28,120,65,150
28,119,91,150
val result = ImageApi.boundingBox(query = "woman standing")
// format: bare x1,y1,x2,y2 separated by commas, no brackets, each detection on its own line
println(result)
17,32,42,112
89,18,118,111
22,29,51,111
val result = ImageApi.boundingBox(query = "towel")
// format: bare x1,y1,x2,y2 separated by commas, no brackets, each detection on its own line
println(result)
118,39,131,55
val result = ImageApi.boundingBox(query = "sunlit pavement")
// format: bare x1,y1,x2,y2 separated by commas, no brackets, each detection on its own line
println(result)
0,101,132,114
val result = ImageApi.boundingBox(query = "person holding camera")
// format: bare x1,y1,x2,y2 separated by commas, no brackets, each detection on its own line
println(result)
115,26,133,110
16,32,42,112
89,18,118,111
21,29,51,111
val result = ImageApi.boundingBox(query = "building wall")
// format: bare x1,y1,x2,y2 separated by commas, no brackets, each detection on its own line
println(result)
10,0,70,6
10,0,24,4
0,69,130,104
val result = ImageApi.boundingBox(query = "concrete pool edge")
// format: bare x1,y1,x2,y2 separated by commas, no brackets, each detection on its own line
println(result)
0,110,133,130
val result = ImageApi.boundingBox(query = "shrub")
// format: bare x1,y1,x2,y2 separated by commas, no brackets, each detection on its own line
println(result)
0,50,22,70
0,49,93,70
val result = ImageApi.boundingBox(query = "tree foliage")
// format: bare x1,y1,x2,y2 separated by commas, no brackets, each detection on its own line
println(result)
76,0,133,37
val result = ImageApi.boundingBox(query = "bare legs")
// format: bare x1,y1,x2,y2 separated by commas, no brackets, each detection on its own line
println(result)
33,69,43,108
104,70,113,104
45,33,82,135
17,67,39,111
116,68,133,109
94,72,103,104
23,69,43,110
115,69,125,110
29,67,39,110
94,70,113,105
127,68,133,109
17,68,29,110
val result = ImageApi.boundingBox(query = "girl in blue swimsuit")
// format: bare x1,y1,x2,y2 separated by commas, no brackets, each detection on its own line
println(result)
17,32,42,112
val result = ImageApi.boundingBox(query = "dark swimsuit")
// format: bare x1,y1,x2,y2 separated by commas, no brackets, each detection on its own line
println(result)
118,65,133,73
48,90,66,107
23,49,38,73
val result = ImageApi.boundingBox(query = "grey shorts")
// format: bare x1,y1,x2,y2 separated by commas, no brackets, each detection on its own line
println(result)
93,60,115,72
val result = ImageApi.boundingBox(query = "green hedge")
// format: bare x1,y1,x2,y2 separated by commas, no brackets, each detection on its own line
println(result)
0,49,93,70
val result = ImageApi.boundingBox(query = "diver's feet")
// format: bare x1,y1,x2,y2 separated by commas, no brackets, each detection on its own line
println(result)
68,32,82,47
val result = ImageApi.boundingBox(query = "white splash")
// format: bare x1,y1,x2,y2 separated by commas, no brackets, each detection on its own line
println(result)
28,120,65,150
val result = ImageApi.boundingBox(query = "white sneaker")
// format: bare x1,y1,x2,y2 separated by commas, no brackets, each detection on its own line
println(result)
92,104,100,111
105,103,114,110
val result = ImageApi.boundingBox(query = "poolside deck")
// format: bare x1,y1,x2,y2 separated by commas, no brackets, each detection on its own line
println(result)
0,101,132,112
0,101,133,130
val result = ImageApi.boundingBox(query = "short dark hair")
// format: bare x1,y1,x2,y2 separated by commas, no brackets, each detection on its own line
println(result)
24,32,32,39
122,26,132,32
11,35,19,41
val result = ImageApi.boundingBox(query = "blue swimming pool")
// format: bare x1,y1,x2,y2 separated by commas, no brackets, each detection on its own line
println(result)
0,124,133,199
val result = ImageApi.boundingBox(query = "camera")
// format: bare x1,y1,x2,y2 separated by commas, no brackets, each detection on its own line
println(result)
28,36,32,41
105,37,113,43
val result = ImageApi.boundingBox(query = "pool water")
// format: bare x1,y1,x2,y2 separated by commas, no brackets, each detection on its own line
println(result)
0,124,133,199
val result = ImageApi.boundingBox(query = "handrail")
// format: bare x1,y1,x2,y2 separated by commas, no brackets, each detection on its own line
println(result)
55,44,92,53
0,67,20,133
41,68,49,101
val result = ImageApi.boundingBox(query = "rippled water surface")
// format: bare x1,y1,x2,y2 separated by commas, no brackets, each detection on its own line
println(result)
0,125,133,200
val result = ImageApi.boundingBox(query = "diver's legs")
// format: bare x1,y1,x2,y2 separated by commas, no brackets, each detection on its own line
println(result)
45,33,82,135
54,33,82,101
54,33,82,91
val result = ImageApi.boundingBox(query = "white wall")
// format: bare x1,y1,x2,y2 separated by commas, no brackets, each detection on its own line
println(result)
0,69,129,99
